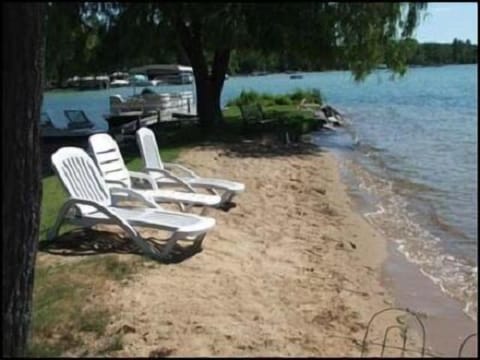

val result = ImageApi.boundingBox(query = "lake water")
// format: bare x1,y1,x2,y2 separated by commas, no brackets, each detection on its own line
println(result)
43,65,478,323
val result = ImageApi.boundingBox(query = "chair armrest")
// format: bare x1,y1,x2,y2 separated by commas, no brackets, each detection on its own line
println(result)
144,168,197,193
109,187,159,208
106,179,130,188
128,170,158,190
60,197,138,238
163,163,198,178
61,198,131,227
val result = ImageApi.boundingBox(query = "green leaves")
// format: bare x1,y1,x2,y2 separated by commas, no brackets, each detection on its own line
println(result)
44,2,430,85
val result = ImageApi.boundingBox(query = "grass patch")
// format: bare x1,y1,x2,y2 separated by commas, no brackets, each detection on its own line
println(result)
77,309,111,335
28,255,143,357
223,103,322,141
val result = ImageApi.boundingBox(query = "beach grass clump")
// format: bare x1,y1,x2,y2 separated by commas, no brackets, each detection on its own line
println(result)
289,88,323,105
273,95,293,105
226,89,261,106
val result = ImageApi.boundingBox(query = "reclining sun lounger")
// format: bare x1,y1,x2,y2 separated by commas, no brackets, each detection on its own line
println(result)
49,147,216,260
136,127,245,207
88,133,221,214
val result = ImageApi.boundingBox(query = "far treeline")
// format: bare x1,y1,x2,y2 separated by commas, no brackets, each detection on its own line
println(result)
228,39,477,74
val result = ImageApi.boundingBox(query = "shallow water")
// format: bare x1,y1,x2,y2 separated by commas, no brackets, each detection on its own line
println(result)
43,65,478,322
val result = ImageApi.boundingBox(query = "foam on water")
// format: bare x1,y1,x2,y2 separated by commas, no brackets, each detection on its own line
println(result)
337,154,478,321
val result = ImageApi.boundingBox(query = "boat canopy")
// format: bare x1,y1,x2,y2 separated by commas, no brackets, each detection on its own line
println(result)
129,64,193,79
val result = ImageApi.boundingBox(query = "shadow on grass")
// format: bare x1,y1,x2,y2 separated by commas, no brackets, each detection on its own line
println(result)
39,228,203,264
218,136,325,159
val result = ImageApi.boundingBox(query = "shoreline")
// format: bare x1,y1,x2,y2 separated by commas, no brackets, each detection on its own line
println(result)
327,144,478,357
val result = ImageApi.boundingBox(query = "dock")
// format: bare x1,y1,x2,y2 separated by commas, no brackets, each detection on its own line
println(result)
105,109,199,139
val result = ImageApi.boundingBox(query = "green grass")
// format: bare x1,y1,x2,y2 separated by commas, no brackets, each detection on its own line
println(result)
225,88,323,107
28,256,143,357
223,103,322,141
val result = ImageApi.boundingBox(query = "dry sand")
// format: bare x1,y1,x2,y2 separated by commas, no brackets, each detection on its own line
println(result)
39,138,426,357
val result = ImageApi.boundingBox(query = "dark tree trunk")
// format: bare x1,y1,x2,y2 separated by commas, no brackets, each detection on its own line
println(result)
194,49,230,129
175,17,230,128
2,3,46,357
58,61,65,88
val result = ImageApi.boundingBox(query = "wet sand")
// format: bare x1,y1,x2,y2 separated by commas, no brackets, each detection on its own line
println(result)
382,240,477,357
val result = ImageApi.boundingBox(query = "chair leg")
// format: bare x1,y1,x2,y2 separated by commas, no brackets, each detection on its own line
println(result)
47,203,72,240
183,203,193,212
220,191,235,204
47,217,64,241
158,232,182,259
179,202,186,212
192,233,206,250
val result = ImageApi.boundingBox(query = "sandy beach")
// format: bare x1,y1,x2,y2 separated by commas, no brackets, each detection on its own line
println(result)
37,138,425,357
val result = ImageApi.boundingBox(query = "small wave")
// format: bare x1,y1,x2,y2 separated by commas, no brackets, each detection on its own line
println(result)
357,142,384,154
364,204,385,218
342,158,478,321
391,176,442,195
429,210,471,240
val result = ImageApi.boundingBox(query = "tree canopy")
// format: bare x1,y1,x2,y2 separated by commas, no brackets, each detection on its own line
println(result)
46,2,433,126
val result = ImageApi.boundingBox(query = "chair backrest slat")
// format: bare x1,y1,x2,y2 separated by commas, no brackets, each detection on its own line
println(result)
51,147,111,215
88,133,132,189
136,127,164,171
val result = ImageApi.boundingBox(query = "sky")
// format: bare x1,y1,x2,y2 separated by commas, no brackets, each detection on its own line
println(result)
413,2,478,44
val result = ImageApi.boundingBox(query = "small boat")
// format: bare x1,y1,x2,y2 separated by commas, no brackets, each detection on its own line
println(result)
129,64,194,85
41,110,104,141
110,79,130,87
108,88,196,119
290,74,303,79
130,74,154,87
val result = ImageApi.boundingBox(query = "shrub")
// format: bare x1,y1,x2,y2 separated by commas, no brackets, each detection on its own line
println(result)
289,88,323,105
226,89,261,106
273,95,292,105
227,88,323,108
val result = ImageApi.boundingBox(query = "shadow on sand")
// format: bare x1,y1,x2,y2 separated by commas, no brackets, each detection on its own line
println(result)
39,228,202,264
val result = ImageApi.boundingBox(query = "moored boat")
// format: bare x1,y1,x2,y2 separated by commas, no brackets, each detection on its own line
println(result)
41,110,105,142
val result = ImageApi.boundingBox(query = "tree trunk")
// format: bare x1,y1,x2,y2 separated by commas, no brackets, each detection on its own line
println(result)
194,75,223,128
2,3,46,357
189,49,230,129
174,17,230,128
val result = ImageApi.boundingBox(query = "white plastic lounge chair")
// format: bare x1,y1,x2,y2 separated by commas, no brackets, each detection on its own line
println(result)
136,127,245,206
88,133,221,213
49,147,216,260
